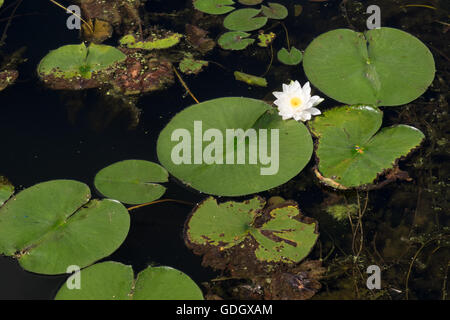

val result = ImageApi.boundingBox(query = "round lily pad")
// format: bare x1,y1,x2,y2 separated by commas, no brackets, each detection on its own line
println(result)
185,197,319,265
303,28,435,106
156,97,313,196
38,43,126,90
94,160,168,205
218,31,255,50
277,47,303,65
55,261,203,300
309,105,425,188
0,180,130,274
261,3,288,20
223,8,268,32
193,0,235,15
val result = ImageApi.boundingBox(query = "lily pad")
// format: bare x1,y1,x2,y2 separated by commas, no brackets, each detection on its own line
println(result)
193,0,235,15
55,261,204,300
261,3,288,20
277,47,303,65
0,180,130,274
218,31,255,50
303,28,435,106
223,8,268,32
156,97,313,196
185,197,319,266
309,105,425,188
179,54,209,75
238,0,262,5
0,0,3,8
234,71,267,87
94,160,168,205
119,33,182,50
0,176,13,206
38,43,126,90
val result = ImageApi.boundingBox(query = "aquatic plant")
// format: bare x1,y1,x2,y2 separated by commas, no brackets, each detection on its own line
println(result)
234,71,267,87
0,176,13,206
0,70,18,91
0,180,130,274
223,8,268,31
218,31,255,50
94,160,168,205
277,47,302,66
185,197,318,268
309,105,425,189
157,97,313,196
37,43,126,90
179,54,209,75
119,32,182,50
193,0,235,15
303,27,435,106
261,2,288,19
55,262,203,300
272,81,324,121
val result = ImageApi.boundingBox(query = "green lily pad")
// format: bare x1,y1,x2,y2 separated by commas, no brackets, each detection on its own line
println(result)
303,28,435,106
156,97,313,196
185,197,319,264
193,0,235,15
0,180,130,274
238,0,262,5
309,105,425,188
0,176,13,207
55,261,204,300
119,33,182,50
277,47,303,65
94,160,168,205
38,43,126,90
261,3,288,20
218,31,255,50
223,8,268,32
179,54,209,75
0,0,3,9
234,71,267,87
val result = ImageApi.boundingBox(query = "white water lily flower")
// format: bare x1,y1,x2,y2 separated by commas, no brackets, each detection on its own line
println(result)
272,81,324,122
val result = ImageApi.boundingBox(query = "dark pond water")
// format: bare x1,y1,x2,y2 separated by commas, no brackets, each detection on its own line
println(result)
0,0,448,299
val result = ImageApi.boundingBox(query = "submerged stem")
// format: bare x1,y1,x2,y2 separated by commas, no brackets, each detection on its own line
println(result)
173,66,200,104
127,199,194,212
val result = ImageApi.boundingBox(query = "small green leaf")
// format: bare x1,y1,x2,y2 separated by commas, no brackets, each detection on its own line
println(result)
261,3,288,20
94,160,168,205
257,32,276,47
234,71,267,87
179,54,209,75
309,105,425,188
55,262,204,300
277,47,303,65
223,8,268,32
218,31,255,50
193,0,235,15
119,33,182,50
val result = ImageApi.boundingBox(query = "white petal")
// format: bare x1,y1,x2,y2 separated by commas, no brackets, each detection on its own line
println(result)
282,83,289,92
310,95,324,106
302,81,311,98
305,107,321,115
272,91,284,99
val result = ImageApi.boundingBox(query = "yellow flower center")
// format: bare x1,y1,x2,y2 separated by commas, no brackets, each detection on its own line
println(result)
290,97,302,108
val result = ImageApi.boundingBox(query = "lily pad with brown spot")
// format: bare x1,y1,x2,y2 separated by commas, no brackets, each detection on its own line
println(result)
184,197,319,276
